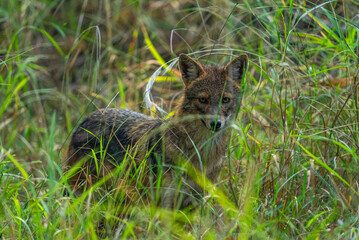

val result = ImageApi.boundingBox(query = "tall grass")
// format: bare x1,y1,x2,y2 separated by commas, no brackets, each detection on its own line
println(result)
1,0,359,238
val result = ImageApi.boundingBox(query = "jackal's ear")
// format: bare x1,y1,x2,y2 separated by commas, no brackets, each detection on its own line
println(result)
178,54,204,86
224,54,248,85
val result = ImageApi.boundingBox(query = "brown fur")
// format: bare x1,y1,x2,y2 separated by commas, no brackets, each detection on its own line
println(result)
65,54,248,208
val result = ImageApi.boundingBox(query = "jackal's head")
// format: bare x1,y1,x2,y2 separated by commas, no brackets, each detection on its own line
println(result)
177,53,248,132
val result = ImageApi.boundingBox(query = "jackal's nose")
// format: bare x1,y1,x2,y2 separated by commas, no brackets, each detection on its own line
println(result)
210,119,222,131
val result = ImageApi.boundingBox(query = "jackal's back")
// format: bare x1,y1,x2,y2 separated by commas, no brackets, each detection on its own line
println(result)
67,108,163,167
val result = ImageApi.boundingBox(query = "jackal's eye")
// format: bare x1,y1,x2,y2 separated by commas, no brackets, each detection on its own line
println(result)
198,97,208,104
222,97,231,103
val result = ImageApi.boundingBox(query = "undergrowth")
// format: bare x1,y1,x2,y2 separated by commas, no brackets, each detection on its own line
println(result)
1,0,359,239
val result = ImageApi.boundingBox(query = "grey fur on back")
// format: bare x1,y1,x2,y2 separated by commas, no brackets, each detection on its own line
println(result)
67,108,163,166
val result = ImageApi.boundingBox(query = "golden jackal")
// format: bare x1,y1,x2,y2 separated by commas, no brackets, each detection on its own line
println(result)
66,53,248,208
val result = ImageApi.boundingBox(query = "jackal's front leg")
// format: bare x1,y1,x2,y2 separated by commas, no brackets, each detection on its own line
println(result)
160,170,203,209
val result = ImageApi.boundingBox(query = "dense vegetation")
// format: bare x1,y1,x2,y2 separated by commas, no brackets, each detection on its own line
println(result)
1,0,359,238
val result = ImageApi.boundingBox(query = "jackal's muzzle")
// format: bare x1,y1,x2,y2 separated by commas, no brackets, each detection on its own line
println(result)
201,117,226,132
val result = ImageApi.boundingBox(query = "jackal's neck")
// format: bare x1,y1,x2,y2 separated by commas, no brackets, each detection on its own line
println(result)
172,95,186,120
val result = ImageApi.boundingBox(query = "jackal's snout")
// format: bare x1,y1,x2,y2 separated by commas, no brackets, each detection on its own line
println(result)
201,116,226,132
210,119,222,131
